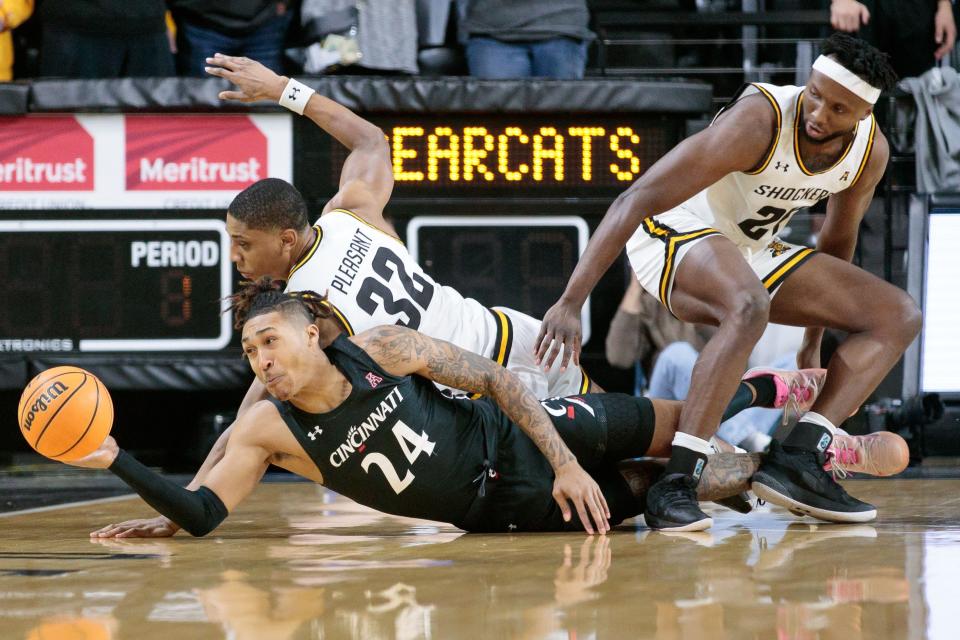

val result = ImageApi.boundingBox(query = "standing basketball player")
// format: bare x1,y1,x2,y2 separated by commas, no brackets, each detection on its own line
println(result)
535,33,918,530
77,280,766,538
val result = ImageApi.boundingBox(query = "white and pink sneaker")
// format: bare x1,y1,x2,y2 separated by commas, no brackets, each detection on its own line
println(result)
743,367,827,421
824,431,910,478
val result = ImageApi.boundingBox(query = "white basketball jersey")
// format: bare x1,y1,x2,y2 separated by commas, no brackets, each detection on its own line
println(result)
679,83,877,249
285,209,496,356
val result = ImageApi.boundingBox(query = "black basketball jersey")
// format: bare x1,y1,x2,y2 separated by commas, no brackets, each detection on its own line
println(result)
269,335,505,528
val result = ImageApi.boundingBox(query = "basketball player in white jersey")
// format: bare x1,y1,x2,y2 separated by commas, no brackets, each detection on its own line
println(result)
212,57,594,403
536,33,918,530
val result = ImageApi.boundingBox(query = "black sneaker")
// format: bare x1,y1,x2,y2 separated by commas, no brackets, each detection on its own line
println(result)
644,473,713,531
714,492,754,514
752,440,877,523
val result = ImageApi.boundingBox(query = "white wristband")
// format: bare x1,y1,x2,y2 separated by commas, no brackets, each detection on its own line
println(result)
278,78,316,115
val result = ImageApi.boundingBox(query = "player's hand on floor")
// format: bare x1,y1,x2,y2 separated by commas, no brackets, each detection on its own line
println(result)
90,515,180,538
62,435,119,470
205,53,287,103
553,461,611,535
535,301,582,371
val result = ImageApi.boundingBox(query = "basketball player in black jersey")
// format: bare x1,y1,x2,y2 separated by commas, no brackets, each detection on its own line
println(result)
74,279,776,537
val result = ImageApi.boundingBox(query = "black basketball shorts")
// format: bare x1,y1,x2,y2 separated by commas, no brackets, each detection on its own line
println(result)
465,393,656,533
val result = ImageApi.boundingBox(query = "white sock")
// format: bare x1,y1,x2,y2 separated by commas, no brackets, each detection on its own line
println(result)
799,411,838,435
672,432,714,456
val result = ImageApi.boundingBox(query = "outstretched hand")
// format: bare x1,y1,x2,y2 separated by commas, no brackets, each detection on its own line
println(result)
62,435,119,470
535,300,582,371
204,53,288,103
552,461,611,535
91,516,180,539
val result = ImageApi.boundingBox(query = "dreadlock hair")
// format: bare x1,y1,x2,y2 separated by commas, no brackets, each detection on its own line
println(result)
821,32,899,92
228,178,310,231
228,277,335,331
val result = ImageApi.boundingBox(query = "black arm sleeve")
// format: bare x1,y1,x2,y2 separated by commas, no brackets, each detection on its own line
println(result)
108,449,228,537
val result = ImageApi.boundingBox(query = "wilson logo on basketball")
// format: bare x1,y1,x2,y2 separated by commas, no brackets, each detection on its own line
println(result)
18,366,114,462
0,116,94,191
125,115,267,190
21,381,68,432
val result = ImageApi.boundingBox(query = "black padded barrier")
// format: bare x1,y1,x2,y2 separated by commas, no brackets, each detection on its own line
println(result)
27,76,712,114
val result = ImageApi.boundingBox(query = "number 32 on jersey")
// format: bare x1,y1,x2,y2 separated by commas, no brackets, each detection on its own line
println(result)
357,247,436,329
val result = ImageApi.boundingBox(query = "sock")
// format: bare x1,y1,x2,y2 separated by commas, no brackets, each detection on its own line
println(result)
782,411,837,454
719,378,770,422
738,431,772,453
746,376,778,408
664,432,712,482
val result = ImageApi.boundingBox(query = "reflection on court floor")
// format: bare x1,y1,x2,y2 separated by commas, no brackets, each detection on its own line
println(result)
0,480,955,639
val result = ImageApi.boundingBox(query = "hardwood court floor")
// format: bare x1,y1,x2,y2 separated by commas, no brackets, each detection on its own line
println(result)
1,479,959,640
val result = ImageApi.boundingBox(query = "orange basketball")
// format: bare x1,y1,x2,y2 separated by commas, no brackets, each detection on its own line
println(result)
18,366,113,462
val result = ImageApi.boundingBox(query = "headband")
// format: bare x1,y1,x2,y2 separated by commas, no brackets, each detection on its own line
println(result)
811,55,881,104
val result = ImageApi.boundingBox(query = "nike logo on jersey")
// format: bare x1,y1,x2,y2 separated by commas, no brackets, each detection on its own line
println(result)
539,396,596,419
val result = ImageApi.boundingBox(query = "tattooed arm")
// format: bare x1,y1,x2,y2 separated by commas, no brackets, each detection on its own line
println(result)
353,325,612,534
696,453,761,501
619,453,760,502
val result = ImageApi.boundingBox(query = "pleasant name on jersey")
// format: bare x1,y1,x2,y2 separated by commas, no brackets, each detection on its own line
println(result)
329,228,374,295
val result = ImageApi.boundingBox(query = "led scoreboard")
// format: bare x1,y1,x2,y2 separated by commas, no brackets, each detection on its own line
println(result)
313,114,678,198
0,219,231,353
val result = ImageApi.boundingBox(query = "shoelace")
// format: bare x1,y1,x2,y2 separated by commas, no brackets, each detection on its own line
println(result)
659,477,698,507
781,373,821,426
827,446,860,480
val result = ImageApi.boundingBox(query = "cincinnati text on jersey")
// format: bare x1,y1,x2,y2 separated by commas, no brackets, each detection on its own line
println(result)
329,386,404,468
752,185,832,202
330,228,374,295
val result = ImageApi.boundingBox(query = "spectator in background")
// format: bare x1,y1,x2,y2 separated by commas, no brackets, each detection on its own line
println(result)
38,0,173,78
830,0,956,78
169,1,292,76
0,0,33,81
298,0,418,75
459,0,594,79
605,275,713,387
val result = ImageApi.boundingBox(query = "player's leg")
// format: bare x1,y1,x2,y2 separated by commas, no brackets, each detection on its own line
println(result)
617,453,762,509
751,253,919,522
768,253,920,423
543,383,783,465
633,232,770,530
